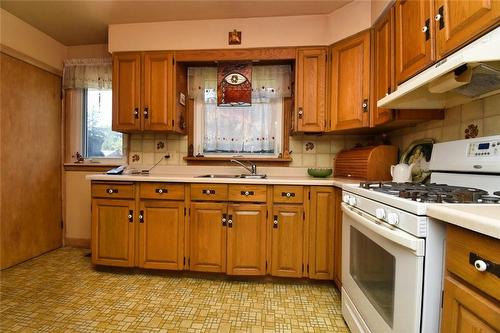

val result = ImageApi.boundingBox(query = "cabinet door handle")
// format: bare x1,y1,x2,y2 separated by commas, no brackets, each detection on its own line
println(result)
241,191,254,196
128,210,133,223
298,107,304,119
423,19,430,41
106,188,118,194
133,108,139,119
221,213,227,226
281,192,295,198
435,6,445,30
155,188,168,194
203,189,215,195
273,215,279,228
362,99,369,113
227,215,233,228
139,210,144,223
143,107,149,119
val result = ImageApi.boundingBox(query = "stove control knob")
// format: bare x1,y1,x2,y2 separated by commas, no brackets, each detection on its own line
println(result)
348,197,357,206
387,213,399,226
343,194,350,204
375,208,386,220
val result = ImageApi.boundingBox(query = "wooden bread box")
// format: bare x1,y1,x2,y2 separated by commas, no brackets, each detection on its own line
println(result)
334,145,398,181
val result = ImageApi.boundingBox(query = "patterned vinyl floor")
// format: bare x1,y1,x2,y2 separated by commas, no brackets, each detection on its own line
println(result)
0,247,349,332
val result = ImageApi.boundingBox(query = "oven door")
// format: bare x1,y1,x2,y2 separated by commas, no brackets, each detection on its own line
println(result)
341,203,425,333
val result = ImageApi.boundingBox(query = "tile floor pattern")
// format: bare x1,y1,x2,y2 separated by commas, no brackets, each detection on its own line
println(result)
0,248,349,332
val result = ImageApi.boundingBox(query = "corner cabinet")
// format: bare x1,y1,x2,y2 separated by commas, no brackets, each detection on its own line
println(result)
295,48,327,132
112,51,187,133
329,30,371,131
434,0,500,58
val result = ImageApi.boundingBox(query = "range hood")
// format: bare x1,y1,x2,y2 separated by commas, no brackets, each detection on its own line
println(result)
378,27,500,109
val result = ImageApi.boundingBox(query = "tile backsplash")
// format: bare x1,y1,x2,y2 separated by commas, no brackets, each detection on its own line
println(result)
389,94,500,153
128,134,375,168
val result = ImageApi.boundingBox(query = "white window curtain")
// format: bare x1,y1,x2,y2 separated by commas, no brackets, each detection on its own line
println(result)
63,57,112,90
188,65,291,155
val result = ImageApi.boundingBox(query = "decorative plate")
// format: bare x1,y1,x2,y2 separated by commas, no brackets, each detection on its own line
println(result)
400,139,434,183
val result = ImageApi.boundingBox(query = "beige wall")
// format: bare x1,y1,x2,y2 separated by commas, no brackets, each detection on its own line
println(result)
389,94,500,153
66,44,110,59
0,8,66,72
371,0,393,24
326,0,372,43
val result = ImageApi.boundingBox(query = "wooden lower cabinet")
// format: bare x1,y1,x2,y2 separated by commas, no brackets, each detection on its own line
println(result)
189,202,227,273
308,187,334,280
138,200,184,270
441,275,500,333
271,204,304,278
91,198,135,267
226,204,267,276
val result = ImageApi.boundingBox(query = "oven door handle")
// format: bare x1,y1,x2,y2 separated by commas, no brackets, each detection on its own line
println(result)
342,203,425,256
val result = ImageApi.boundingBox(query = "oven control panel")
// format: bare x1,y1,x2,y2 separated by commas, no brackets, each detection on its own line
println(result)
467,139,500,157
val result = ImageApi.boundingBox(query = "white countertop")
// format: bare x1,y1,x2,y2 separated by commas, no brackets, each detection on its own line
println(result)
427,204,500,239
85,166,359,187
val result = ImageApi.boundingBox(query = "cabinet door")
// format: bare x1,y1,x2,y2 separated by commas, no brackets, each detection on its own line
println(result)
91,198,135,267
189,202,227,273
226,204,267,276
372,8,395,126
295,48,327,132
138,200,184,270
330,31,370,131
112,53,141,132
309,187,334,280
435,0,500,58
395,0,435,84
333,188,343,288
441,275,500,333
143,52,173,131
271,205,304,277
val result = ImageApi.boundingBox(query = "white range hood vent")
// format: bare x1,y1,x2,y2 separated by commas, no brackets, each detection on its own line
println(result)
378,27,500,110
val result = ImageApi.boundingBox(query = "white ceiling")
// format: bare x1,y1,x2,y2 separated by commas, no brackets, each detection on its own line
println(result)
1,1,352,46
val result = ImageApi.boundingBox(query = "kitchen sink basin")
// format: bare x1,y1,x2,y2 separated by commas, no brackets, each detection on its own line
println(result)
196,174,267,179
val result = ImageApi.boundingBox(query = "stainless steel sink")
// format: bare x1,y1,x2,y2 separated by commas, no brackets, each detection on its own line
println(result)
196,174,267,179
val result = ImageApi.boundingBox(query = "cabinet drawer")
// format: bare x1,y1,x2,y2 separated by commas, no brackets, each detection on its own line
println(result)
91,182,135,199
191,184,228,201
228,185,267,202
140,183,184,200
273,186,304,203
446,225,500,301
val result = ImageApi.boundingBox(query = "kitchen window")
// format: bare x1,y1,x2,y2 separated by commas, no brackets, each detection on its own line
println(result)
188,65,291,158
83,89,123,159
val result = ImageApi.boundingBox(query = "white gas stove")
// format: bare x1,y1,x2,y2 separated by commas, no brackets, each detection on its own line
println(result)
340,135,500,333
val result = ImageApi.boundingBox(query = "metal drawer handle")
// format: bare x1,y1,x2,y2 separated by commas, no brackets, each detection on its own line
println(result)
273,215,279,228
203,189,215,195
241,191,254,196
282,192,295,198
107,188,118,194
469,252,499,278
155,188,168,194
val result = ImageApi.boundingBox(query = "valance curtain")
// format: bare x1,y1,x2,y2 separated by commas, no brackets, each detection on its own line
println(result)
63,57,112,90
188,65,290,154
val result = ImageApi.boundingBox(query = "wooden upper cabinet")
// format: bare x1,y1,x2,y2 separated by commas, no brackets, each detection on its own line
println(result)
330,30,371,131
372,8,395,126
143,52,173,131
112,53,141,132
226,204,267,276
91,198,135,267
434,0,500,58
189,202,227,273
271,204,304,278
309,187,334,280
295,48,327,132
138,200,184,270
395,0,435,84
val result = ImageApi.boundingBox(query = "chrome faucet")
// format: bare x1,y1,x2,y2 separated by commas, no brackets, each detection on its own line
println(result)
230,159,257,175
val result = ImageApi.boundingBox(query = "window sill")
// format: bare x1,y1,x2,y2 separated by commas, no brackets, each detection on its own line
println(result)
183,156,292,166
63,162,122,172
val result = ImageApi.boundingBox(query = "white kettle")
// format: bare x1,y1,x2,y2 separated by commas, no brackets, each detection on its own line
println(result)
390,163,415,183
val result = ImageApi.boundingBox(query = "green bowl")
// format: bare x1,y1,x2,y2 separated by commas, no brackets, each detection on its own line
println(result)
307,168,333,178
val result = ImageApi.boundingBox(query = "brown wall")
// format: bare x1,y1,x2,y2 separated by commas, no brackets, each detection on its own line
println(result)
1,53,63,269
